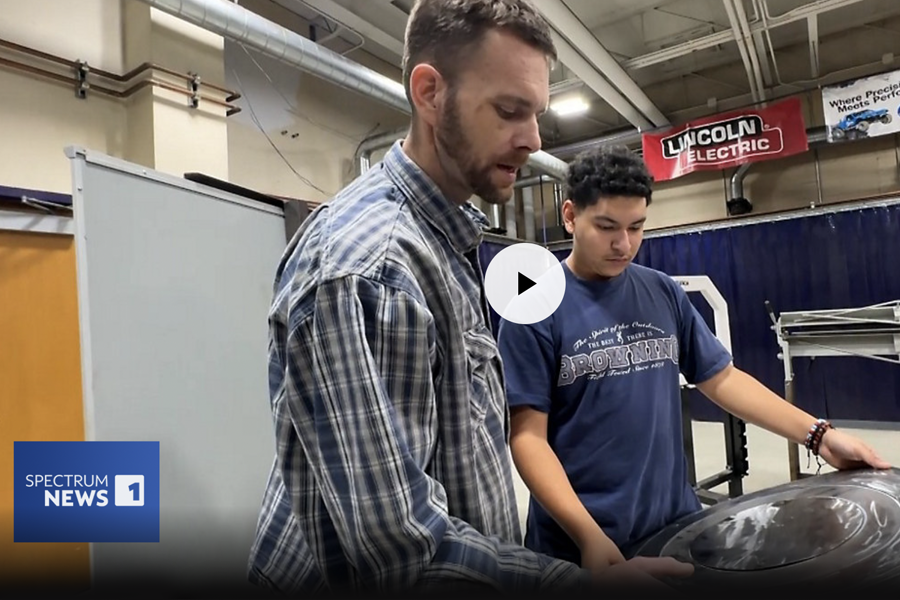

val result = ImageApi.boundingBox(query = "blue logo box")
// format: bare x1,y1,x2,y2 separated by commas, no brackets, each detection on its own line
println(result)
14,441,160,543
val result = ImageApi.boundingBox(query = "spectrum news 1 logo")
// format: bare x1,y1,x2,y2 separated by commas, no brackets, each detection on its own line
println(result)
14,441,160,543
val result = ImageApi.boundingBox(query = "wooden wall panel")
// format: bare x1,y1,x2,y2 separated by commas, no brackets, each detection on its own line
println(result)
0,228,89,592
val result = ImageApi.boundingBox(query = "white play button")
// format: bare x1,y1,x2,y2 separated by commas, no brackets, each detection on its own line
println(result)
484,242,566,325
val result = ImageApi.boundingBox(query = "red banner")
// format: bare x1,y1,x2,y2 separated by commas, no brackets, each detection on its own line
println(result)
641,97,809,182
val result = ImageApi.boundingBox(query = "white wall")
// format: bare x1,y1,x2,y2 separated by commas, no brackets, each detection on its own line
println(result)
139,7,232,180
225,42,407,204
0,0,127,193
1,0,125,72
0,0,407,200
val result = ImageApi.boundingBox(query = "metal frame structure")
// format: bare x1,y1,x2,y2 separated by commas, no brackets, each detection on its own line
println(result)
0,185,74,236
768,299,900,481
0,209,73,236
673,276,749,505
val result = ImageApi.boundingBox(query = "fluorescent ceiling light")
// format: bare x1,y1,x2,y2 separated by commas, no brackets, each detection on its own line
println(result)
551,96,589,117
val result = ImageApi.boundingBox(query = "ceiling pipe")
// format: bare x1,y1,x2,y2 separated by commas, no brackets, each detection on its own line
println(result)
728,163,753,216
0,53,241,115
546,128,643,160
725,126,828,215
135,0,570,181
489,204,503,232
135,0,408,112
355,127,409,176
521,170,537,241
514,174,554,189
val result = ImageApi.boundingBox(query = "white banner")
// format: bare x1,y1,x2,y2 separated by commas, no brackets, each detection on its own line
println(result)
822,69,900,142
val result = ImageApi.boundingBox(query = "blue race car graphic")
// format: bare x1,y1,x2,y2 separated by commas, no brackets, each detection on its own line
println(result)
831,108,892,140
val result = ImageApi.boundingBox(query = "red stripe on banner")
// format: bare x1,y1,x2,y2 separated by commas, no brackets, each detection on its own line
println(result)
641,97,809,182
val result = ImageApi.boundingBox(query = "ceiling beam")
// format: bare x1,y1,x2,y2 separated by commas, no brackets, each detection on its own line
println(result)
733,0,766,100
537,0,669,128
752,28,774,86
625,0,867,70
723,0,763,102
551,33,654,130
751,1,774,87
289,0,404,58
808,14,820,78
579,0,682,31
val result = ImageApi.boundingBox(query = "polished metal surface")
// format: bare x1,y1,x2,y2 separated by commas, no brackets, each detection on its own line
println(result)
631,468,900,592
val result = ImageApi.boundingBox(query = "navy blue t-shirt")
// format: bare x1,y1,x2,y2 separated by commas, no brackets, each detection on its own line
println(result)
497,259,733,563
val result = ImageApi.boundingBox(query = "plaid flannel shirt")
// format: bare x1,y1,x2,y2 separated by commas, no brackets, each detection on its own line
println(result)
247,141,590,596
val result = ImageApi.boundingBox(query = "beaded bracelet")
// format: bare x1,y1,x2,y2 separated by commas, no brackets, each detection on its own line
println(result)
804,418,833,456
804,418,833,474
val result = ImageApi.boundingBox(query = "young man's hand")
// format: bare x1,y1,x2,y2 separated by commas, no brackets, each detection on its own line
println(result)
580,531,626,572
819,428,891,470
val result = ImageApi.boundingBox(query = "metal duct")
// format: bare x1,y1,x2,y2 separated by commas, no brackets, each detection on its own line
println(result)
514,174,554,189
520,169,536,241
136,0,408,112
490,204,502,230
524,146,571,181
355,128,408,175
135,0,570,181
727,163,753,216
547,128,643,160
730,163,752,200
726,127,828,215
807,127,829,144
504,196,518,238
552,182,564,227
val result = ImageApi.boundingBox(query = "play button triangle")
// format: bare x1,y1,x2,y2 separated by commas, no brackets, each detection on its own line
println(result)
518,272,536,295
484,242,567,325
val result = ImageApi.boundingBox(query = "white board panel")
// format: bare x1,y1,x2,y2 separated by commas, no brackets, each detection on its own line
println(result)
66,146,285,595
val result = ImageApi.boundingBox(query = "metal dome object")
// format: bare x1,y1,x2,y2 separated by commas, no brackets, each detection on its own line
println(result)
629,468,900,593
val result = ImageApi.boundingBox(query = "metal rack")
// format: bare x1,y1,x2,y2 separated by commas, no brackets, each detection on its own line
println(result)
674,276,749,504
768,300,900,481
681,385,749,504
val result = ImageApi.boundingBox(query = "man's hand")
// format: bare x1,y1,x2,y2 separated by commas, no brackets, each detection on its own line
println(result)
580,531,626,573
819,428,891,471
592,556,694,595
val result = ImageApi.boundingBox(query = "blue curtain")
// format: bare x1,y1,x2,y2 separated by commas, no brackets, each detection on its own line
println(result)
479,204,900,423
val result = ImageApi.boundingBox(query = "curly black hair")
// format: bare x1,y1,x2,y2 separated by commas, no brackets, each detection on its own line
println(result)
565,145,653,210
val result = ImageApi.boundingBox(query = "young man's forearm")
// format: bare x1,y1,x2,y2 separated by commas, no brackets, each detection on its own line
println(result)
697,364,817,444
510,431,608,549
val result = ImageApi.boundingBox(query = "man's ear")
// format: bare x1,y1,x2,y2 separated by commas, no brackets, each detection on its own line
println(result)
408,63,444,128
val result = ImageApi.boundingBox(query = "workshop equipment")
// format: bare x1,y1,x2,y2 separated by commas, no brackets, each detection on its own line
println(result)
768,300,900,480
630,467,900,592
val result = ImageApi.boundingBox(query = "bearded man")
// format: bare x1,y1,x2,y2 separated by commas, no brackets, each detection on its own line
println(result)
246,1,692,597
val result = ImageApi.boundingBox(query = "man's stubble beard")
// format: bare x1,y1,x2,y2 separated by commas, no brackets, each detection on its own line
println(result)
435,92,511,205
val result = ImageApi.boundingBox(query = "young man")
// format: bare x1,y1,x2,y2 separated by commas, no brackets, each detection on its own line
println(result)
498,146,891,576
246,2,691,597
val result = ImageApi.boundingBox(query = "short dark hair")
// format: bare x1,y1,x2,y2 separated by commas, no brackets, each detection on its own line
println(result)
566,146,654,210
402,0,557,106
